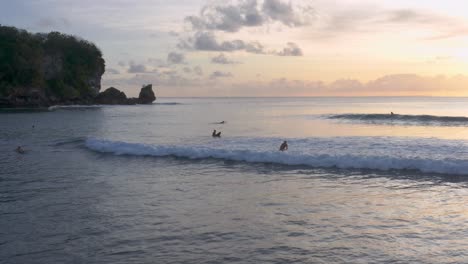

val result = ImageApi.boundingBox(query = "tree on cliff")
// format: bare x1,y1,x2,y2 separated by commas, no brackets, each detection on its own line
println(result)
0,25,105,103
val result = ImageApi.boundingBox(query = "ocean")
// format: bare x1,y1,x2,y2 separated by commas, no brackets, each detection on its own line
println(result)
1,97,468,263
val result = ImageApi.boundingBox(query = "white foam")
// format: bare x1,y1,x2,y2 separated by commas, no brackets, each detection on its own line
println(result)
48,105,102,111
154,102,182,105
327,113,468,126
85,137,468,175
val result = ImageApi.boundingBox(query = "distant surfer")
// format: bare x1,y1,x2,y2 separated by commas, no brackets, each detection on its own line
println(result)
212,130,221,137
219,121,225,124
15,146,25,154
390,112,394,116
279,141,288,151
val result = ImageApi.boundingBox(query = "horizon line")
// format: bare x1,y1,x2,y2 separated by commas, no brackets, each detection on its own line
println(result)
157,95,468,98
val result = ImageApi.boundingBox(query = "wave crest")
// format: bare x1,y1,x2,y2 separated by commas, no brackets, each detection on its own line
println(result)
48,105,101,111
327,113,468,126
154,102,182,105
85,138,468,175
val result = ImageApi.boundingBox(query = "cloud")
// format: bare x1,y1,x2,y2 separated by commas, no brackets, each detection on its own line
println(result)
185,0,310,33
106,68,120,74
178,1,312,57
179,31,266,54
105,72,205,92
210,71,233,79
315,5,468,40
193,66,204,76
262,0,310,27
168,31,179,37
128,63,148,73
185,0,263,33
161,69,178,77
134,73,191,87
425,28,468,40
192,31,244,51
229,74,468,96
167,52,186,64
37,17,70,28
179,31,301,57
276,42,303,56
384,9,441,24
211,53,239,64
37,18,55,28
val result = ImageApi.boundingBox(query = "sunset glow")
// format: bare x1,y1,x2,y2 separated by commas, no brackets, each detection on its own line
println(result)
3,0,468,96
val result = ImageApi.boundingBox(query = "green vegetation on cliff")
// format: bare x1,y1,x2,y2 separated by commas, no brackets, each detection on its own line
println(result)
0,25,105,100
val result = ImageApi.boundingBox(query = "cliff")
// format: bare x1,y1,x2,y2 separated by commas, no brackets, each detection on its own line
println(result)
0,25,105,107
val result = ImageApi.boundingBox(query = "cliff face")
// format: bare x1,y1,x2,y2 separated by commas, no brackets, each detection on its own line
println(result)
0,26,105,107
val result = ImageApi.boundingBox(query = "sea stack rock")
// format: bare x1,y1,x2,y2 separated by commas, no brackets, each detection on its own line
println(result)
93,85,156,105
94,87,128,105
138,84,156,104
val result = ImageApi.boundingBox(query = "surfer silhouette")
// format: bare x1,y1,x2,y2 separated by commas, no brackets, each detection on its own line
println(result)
16,146,25,154
212,130,221,137
279,141,288,151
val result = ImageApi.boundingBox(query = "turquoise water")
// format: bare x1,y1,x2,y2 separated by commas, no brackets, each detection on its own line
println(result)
2,97,468,263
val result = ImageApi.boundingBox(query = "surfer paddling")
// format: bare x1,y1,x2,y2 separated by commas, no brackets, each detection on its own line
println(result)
212,130,221,137
279,141,288,151
15,146,25,154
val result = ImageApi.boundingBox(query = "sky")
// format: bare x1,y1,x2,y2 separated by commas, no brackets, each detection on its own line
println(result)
2,0,468,97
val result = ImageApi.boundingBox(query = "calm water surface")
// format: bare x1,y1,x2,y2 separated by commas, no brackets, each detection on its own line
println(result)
1,97,468,263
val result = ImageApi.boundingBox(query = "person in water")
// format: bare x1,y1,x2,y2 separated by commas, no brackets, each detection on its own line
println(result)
16,146,25,154
279,141,288,151
219,121,225,124
390,112,394,116
212,130,221,137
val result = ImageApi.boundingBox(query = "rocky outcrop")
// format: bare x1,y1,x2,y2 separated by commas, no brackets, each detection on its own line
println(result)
0,26,105,108
93,85,156,105
138,84,156,104
0,26,157,108
0,89,48,108
94,87,128,105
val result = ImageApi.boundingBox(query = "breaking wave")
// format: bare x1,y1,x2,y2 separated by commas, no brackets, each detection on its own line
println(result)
154,102,182,105
48,105,102,111
85,137,468,175
327,113,468,126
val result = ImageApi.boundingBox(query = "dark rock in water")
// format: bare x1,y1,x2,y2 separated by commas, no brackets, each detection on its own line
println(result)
94,87,128,105
126,97,139,105
138,84,156,104
93,85,156,105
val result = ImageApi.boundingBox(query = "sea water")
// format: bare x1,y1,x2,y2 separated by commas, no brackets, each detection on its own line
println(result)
1,97,468,263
